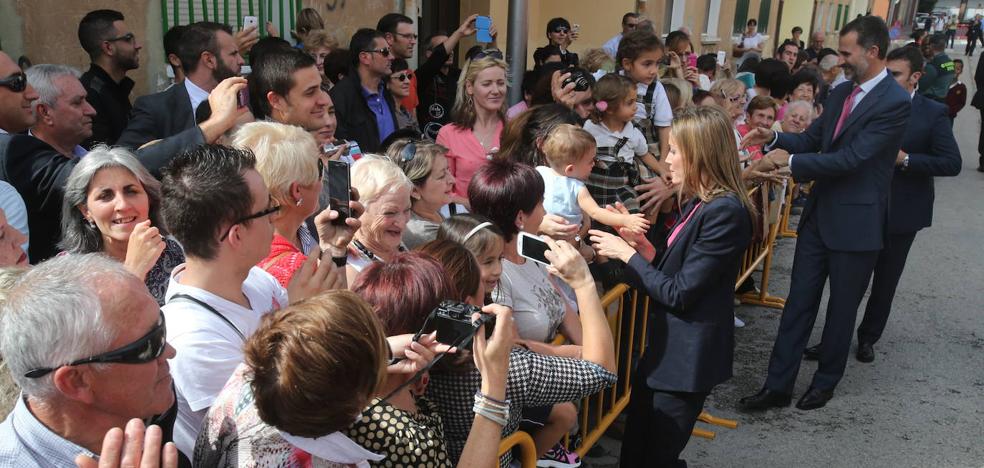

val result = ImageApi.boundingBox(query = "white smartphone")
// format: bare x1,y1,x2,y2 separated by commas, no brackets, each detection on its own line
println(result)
517,232,551,266
716,50,726,67
242,15,259,31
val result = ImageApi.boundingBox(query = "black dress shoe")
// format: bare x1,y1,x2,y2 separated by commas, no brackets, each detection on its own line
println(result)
803,343,822,361
738,388,791,411
856,341,875,363
795,387,834,410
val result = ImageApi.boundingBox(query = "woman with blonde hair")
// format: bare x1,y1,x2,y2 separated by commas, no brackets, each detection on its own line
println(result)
710,78,748,124
590,105,754,467
232,122,359,288
436,53,508,209
346,155,415,284
385,139,454,249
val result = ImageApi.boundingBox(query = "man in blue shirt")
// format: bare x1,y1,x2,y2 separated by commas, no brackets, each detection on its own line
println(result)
330,28,398,153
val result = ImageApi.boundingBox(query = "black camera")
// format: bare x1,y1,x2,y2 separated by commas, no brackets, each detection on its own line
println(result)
415,300,495,346
562,67,592,92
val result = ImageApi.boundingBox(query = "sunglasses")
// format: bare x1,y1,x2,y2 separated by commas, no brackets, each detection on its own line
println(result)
470,49,504,61
400,141,418,162
0,73,27,93
219,201,281,241
24,312,167,378
105,32,136,44
363,47,391,58
395,32,418,41
391,72,413,82
552,27,570,34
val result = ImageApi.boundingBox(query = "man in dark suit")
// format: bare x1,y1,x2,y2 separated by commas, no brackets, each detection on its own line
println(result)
803,45,962,364
972,42,984,172
117,21,247,176
738,16,911,411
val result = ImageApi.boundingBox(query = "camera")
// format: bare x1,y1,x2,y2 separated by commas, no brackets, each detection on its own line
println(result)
562,67,592,92
322,139,349,157
416,300,495,346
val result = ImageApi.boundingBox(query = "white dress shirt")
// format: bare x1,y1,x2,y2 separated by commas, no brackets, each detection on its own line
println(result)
184,78,210,115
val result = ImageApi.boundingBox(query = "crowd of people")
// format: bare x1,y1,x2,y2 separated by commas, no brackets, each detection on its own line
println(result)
0,6,967,468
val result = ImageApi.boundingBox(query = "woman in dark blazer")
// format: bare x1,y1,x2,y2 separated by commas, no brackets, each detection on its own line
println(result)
590,105,755,468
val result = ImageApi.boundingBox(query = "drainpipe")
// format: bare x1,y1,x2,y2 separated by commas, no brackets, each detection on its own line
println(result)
507,0,529,106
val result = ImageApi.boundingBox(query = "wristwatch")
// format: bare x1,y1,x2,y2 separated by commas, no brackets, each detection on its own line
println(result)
902,154,910,170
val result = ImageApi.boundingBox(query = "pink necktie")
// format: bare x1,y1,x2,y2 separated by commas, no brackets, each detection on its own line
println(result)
833,86,862,138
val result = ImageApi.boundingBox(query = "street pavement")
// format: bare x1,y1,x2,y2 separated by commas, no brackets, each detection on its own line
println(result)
584,48,984,468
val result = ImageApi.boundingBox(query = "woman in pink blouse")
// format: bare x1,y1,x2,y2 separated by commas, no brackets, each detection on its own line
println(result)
437,52,508,209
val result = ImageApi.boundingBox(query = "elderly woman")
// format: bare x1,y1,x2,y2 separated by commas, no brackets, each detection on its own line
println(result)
436,53,508,208
232,122,359,288
60,146,184,305
711,78,749,125
346,155,414,283
388,59,422,134
774,99,816,134
302,29,337,92
0,209,27,267
351,250,512,467
385,139,454,249
777,70,821,120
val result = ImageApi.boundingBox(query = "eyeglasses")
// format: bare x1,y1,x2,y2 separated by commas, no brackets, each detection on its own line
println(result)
552,27,570,34
219,202,281,241
391,72,413,82
24,312,167,379
724,92,746,104
395,32,418,41
105,32,136,44
363,47,391,58
0,73,27,93
470,49,504,61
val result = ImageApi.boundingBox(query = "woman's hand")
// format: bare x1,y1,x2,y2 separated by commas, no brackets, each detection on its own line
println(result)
314,198,365,258
123,220,166,280
386,332,452,375
286,250,346,303
635,176,676,213
75,419,177,468
537,214,579,241
542,236,593,290
684,66,700,86
588,229,638,263
472,304,516,395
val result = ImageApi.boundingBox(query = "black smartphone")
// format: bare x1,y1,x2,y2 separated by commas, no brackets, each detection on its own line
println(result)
517,232,551,266
326,160,350,225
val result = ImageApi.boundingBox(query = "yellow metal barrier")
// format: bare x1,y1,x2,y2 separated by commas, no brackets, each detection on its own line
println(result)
735,183,786,309
497,431,538,468
778,181,799,238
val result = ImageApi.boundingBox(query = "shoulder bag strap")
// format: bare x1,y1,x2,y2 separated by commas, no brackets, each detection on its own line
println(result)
168,293,246,341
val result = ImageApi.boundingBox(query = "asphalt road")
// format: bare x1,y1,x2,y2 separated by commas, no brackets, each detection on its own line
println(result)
585,51,984,468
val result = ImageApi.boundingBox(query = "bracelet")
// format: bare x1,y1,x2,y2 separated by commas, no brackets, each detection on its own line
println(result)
475,391,509,407
473,405,508,426
332,255,347,267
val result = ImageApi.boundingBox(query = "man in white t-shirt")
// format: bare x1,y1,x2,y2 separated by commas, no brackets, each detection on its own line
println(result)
159,144,335,457
602,13,641,58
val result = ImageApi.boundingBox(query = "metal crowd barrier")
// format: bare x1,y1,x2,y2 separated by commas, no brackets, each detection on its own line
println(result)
778,181,799,238
499,182,800,465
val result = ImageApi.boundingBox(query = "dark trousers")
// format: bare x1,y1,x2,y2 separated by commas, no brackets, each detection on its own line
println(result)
856,231,918,344
978,108,984,168
764,213,879,393
620,374,707,468
966,35,984,55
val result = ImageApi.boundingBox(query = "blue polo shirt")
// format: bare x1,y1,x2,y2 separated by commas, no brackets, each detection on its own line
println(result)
361,80,395,143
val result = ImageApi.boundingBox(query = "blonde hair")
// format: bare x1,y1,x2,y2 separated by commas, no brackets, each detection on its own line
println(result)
384,139,449,187
232,122,320,208
451,56,509,129
302,29,337,52
294,8,325,38
710,78,746,107
581,48,614,73
542,124,596,167
350,155,413,208
661,78,693,113
670,106,755,216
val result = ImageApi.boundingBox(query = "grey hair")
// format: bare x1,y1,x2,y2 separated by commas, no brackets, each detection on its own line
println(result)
60,145,166,254
785,100,816,120
0,254,131,398
819,54,840,72
25,64,82,113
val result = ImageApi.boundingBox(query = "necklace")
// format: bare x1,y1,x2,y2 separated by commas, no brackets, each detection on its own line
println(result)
352,239,406,262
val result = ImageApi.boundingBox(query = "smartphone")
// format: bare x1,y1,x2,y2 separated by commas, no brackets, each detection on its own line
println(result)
476,16,493,43
242,15,259,31
572,24,581,35
517,232,551,266
326,160,351,225
686,53,698,69
237,87,249,108
716,50,726,67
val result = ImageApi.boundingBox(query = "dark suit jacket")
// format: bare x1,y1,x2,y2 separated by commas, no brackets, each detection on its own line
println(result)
889,93,961,234
117,82,204,177
80,64,134,148
776,73,911,252
626,194,753,393
972,52,984,109
329,73,399,153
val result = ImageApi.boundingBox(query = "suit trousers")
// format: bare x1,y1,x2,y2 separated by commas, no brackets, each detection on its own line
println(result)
765,213,880,393
856,231,918,344
620,374,707,468
978,108,984,168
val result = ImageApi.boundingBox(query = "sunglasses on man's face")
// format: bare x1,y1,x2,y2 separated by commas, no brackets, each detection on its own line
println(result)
0,73,27,93
363,47,391,58
24,312,167,378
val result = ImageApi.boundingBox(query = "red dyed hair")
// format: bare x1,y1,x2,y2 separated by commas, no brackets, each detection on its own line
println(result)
351,252,455,335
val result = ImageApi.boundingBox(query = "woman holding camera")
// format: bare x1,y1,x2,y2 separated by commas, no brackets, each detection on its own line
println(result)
60,146,184,305
351,250,513,467
232,122,360,288
589,106,754,467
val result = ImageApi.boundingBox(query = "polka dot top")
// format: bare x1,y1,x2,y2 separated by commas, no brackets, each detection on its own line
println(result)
346,396,452,467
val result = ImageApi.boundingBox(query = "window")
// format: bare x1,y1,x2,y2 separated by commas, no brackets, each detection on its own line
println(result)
758,0,773,33
705,0,722,37
734,0,751,34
